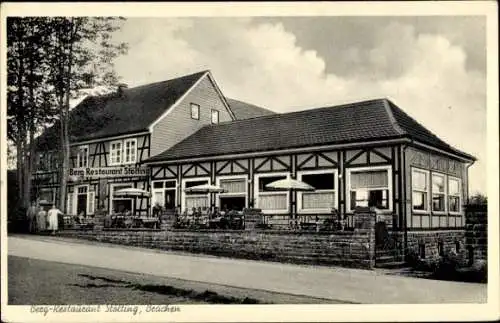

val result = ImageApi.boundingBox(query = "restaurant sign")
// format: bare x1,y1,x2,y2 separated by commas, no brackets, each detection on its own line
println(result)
69,167,149,180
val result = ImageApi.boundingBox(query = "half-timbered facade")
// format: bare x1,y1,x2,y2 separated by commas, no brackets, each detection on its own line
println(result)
144,98,476,232
32,70,274,216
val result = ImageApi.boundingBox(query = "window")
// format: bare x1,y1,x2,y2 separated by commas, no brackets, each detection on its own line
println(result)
254,173,289,213
191,103,200,120
182,178,209,212
298,170,337,212
123,139,137,164
211,109,219,124
37,153,52,171
448,177,461,213
110,141,122,165
432,173,446,212
37,153,45,171
46,153,53,170
412,168,429,212
347,166,392,212
217,176,247,211
109,138,138,165
77,145,89,168
38,188,55,204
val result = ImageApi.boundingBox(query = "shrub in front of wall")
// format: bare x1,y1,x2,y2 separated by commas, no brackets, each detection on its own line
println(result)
405,249,420,268
433,251,461,279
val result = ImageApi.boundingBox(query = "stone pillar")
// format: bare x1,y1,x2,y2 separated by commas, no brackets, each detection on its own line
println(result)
465,204,487,263
354,207,376,268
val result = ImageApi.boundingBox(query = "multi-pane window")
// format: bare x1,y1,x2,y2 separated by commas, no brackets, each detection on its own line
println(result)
110,141,122,165
256,174,288,212
448,177,461,213
123,139,137,164
432,173,446,212
37,153,51,171
191,103,200,120
412,168,429,211
298,171,336,211
348,167,391,211
39,188,55,204
77,146,89,168
110,139,137,165
211,109,219,124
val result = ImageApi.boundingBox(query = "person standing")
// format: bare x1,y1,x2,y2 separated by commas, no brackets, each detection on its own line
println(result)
26,201,38,233
47,204,63,235
37,205,47,233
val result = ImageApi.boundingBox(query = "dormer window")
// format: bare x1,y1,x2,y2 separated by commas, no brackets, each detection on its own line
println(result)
191,103,200,120
211,109,219,124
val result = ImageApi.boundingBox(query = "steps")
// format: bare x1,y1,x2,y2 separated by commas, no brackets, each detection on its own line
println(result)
375,253,407,269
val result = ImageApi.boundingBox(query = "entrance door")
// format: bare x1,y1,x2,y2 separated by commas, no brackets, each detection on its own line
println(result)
164,190,176,210
76,186,88,216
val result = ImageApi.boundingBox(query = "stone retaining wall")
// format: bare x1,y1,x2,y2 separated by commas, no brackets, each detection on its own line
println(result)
406,230,466,259
57,225,376,269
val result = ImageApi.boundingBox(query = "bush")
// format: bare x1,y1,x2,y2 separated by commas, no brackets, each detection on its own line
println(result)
416,257,439,272
406,248,487,283
405,250,420,267
433,251,461,278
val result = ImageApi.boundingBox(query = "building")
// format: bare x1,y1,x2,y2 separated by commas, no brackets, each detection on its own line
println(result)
32,70,275,216
143,98,476,254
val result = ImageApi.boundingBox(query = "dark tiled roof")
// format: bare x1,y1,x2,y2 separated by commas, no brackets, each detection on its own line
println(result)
226,98,276,120
386,101,475,160
35,70,208,149
146,98,475,162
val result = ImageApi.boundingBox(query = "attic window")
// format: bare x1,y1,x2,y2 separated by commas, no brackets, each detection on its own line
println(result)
191,103,200,120
211,109,219,124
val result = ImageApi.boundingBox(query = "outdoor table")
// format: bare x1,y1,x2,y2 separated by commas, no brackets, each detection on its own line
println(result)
300,222,317,231
134,216,160,229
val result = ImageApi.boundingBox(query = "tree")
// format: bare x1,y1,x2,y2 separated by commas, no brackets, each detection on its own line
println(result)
7,17,57,209
469,193,487,205
6,17,127,211
44,17,127,211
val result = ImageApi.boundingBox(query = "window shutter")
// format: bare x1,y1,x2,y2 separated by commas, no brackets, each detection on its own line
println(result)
87,191,95,215
67,193,73,215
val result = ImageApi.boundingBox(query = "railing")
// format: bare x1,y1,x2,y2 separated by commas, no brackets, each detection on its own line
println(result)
260,214,355,232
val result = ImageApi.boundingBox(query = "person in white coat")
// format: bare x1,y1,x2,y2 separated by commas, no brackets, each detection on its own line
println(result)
47,204,63,234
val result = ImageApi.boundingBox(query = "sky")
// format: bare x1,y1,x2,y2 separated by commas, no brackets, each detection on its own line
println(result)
109,16,487,195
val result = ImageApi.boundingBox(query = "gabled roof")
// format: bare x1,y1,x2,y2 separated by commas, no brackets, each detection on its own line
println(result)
226,98,276,120
145,98,475,163
35,70,208,149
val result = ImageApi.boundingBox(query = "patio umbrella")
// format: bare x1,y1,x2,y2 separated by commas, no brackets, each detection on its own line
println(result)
184,184,227,194
265,178,315,192
265,178,315,223
113,188,151,198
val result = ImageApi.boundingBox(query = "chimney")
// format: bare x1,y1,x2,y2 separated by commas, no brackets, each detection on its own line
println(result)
117,83,128,97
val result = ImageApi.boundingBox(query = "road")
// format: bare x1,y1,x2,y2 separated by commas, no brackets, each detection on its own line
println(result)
7,235,487,304
8,255,326,305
